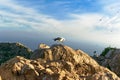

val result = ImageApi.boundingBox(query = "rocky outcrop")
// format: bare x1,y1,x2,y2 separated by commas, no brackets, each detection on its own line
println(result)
0,44,119,80
94,49,120,77
0,42,33,65
38,43,50,49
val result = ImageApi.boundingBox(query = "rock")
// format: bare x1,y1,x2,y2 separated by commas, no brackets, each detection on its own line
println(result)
0,76,2,80
38,43,50,49
0,44,120,80
94,49,120,77
109,53,120,77
0,42,33,65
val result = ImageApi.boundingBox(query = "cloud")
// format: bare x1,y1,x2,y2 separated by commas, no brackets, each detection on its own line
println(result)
1,0,120,47
99,0,120,31
0,0,63,32
52,12,120,46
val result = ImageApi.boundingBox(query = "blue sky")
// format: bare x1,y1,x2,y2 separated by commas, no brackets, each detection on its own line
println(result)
14,0,102,19
0,0,120,55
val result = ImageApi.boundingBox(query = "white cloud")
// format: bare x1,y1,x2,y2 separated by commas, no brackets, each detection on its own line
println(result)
1,0,120,47
100,0,120,31
53,12,120,46
0,0,63,32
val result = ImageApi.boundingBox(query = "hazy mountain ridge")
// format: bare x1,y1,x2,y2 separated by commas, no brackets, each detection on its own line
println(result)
0,43,119,80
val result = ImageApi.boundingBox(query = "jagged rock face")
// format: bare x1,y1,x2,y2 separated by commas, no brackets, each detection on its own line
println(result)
96,49,120,77
0,42,33,65
0,44,120,80
31,44,99,66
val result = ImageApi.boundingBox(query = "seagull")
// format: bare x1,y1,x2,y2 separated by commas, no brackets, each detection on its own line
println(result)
53,37,65,43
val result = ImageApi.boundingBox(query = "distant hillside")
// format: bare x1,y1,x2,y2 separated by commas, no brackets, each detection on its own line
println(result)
93,47,120,77
0,42,33,65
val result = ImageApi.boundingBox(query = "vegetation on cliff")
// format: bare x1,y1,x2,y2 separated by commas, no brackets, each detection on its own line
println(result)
100,47,116,56
0,42,33,65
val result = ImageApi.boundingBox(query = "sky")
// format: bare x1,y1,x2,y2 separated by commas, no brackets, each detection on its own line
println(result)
0,0,120,55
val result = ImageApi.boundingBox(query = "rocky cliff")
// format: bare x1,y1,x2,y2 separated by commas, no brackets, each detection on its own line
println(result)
0,44,119,80
0,42,32,65
94,48,120,77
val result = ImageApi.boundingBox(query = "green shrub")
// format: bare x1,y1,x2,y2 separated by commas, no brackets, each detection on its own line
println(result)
101,47,116,56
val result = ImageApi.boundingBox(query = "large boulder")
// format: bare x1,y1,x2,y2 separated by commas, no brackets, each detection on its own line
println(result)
0,44,119,80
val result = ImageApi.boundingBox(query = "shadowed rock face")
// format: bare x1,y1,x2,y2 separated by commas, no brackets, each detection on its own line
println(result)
0,44,120,80
94,49,120,77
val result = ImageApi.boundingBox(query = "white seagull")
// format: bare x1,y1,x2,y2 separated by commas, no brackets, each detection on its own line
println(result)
53,37,65,43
